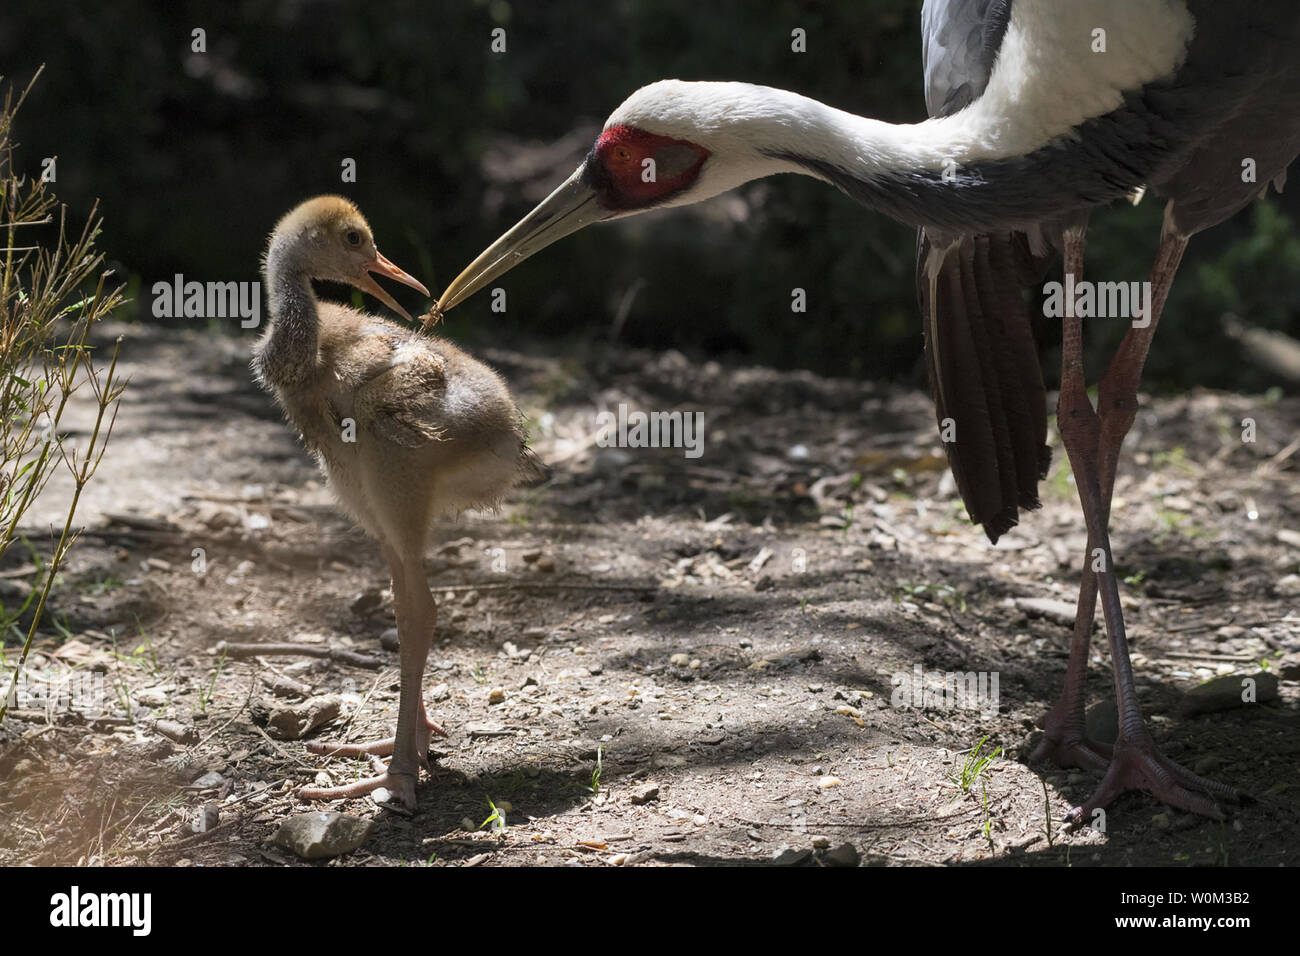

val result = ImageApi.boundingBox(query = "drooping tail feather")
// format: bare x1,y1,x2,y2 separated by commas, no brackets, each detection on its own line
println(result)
917,229,1052,543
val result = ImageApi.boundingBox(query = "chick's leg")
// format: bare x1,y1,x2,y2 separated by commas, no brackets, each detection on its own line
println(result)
299,544,439,809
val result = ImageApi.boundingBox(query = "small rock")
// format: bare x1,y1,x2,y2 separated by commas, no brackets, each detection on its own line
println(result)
652,754,686,768
145,557,172,572
191,771,226,789
258,695,342,740
772,847,813,867
811,836,831,849
1152,812,1170,829
201,505,240,530
521,549,542,564
817,776,842,790
379,628,400,652
1276,529,1300,550
1275,574,1300,598
535,554,556,573
273,811,374,860
488,688,506,705
134,689,167,708
822,843,860,867
1181,672,1279,715
670,653,690,667
1085,698,1118,745
350,589,384,616
631,784,661,805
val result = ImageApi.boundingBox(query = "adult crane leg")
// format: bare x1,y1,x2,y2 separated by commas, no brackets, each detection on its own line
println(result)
299,541,445,809
1054,213,1242,822
1033,225,1113,773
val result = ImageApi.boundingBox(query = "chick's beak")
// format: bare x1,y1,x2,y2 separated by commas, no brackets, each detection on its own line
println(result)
437,166,605,312
358,251,431,321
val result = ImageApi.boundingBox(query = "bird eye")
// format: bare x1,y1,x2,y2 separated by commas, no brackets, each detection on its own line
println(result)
614,146,632,163
346,230,361,246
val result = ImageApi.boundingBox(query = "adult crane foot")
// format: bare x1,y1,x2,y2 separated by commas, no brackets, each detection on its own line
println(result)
1031,704,1112,773
1063,736,1245,826
298,755,421,810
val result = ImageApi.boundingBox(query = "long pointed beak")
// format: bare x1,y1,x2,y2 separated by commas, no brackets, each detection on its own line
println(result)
437,167,604,312
357,251,431,321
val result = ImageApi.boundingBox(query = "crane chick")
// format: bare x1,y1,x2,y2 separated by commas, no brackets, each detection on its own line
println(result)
254,195,546,809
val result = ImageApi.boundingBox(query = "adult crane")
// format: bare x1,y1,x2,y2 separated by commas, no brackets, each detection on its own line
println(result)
436,0,1300,823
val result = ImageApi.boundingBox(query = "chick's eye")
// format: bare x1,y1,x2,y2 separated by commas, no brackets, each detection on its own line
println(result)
613,146,632,164
346,230,361,246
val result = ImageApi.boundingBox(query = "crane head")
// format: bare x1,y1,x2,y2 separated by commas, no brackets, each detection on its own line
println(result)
273,196,430,321
438,81,732,312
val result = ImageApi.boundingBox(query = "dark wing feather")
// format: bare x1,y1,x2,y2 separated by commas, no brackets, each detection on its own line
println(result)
917,0,1050,544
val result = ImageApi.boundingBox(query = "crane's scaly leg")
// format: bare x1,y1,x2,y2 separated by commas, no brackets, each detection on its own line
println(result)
1053,222,1243,824
1033,226,1112,773
299,544,442,809
1064,227,1242,824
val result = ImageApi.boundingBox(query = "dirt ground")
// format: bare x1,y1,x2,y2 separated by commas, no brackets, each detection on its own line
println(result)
1,321,1297,867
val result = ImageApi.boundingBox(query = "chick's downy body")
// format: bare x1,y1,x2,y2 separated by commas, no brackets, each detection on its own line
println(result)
257,305,541,553
252,195,544,808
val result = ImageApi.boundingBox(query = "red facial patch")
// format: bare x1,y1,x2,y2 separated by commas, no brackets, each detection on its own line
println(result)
588,126,710,210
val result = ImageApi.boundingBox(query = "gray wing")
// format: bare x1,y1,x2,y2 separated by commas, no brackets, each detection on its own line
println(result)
916,0,1052,543
921,0,1013,117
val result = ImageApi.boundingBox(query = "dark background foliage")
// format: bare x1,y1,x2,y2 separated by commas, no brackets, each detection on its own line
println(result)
3,0,1297,392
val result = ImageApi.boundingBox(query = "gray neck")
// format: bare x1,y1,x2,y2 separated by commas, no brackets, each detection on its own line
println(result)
257,234,318,388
